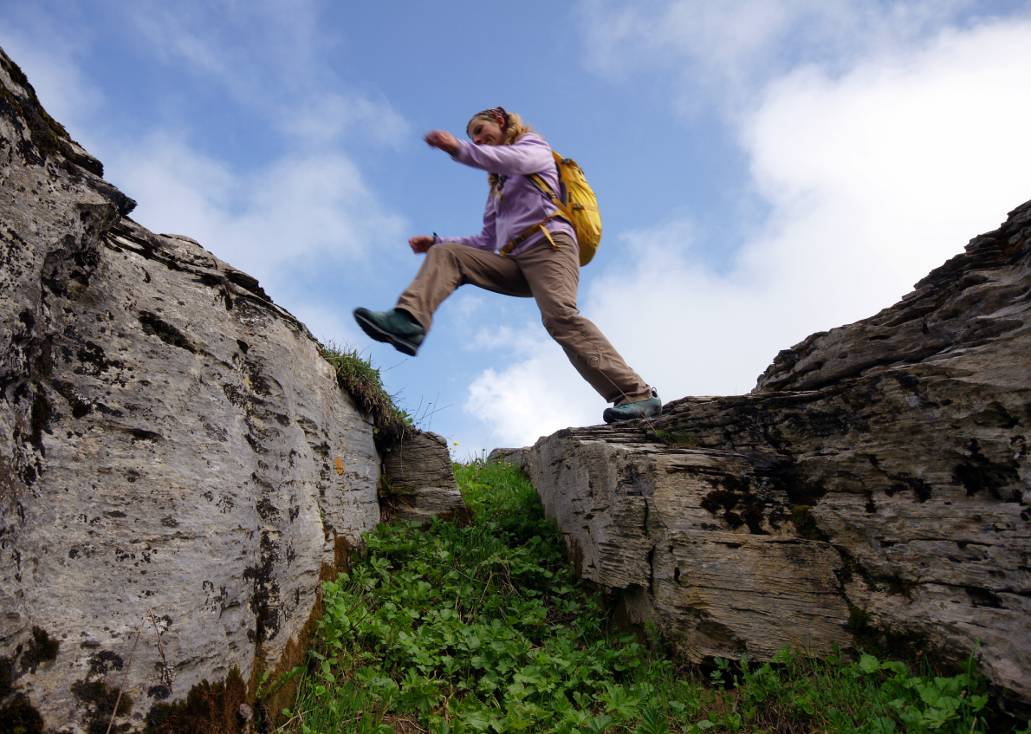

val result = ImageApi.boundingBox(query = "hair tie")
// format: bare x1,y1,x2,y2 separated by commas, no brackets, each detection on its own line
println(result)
472,106,509,128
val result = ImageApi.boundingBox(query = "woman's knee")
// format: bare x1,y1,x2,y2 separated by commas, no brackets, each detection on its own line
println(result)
540,307,581,338
422,243,470,278
428,242,463,261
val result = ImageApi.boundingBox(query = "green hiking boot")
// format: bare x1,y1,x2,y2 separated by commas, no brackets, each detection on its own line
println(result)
353,307,426,356
603,389,661,424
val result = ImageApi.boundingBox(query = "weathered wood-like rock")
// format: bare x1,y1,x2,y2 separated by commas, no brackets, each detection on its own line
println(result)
518,199,1030,706
485,447,530,474
0,48,459,732
383,431,466,522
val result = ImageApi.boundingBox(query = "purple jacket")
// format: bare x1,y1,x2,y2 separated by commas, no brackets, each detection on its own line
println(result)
441,131,577,257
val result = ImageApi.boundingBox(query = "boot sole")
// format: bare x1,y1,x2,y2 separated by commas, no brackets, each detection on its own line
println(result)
353,310,420,356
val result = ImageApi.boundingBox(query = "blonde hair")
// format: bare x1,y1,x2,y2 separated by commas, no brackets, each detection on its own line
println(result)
466,107,533,190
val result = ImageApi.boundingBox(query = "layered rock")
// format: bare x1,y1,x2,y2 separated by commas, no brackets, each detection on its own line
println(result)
382,431,466,522
514,200,1030,705
0,49,459,731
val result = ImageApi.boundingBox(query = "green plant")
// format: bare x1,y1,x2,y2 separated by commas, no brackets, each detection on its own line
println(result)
319,342,411,448
856,653,989,732
279,461,1020,734
649,428,700,447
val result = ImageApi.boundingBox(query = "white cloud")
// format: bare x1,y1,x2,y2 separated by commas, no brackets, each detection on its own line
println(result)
124,1,324,100
100,7,414,289
288,301,365,350
106,132,406,298
470,323,542,353
123,3,410,148
737,19,1031,309
579,0,982,114
451,293,487,323
285,92,410,148
465,360,599,449
2,4,411,297
464,12,1031,450
0,16,101,138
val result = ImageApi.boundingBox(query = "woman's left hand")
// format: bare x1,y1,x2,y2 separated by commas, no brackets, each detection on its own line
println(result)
424,130,460,154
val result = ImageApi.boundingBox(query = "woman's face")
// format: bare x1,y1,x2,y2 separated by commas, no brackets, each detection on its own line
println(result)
467,116,504,146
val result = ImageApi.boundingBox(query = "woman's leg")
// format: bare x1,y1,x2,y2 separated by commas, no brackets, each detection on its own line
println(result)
516,234,652,405
396,243,530,331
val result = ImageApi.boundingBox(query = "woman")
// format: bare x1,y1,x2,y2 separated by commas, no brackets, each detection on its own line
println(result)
353,107,660,424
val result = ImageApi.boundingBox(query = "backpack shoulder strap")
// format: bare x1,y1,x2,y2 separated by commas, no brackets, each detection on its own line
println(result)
529,172,570,224
528,149,564,199
528,172,558,201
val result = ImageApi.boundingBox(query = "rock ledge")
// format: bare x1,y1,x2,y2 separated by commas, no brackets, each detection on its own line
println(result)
512,198,1030,706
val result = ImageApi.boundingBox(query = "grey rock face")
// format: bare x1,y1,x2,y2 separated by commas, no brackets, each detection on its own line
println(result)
1,50,383,730
519,199,1030,704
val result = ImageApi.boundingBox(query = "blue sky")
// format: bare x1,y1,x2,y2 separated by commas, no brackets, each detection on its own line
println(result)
3,0,1030,458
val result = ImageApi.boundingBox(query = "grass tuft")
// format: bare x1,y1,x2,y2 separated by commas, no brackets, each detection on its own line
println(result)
320,342,412,449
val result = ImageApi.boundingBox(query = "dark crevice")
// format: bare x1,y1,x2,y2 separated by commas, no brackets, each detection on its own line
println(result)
138,312,196,353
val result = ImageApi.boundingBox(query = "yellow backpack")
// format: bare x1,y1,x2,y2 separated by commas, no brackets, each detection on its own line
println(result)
529,151,602,266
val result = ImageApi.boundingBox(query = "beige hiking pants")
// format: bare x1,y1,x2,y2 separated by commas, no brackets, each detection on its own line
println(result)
396,232,652,405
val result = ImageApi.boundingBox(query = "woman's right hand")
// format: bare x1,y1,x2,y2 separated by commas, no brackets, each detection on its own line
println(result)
424,130,460,154
409,235,436,254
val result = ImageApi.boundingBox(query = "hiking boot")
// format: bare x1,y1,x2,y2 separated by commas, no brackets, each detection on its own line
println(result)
353,307,426,356
603,389,661,424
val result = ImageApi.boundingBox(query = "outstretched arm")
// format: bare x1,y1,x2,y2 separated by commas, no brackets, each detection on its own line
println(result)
408,192,497,253
425,130,552,176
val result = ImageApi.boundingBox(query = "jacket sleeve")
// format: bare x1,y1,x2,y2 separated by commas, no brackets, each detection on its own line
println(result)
439,191,497,251
451,133,553,176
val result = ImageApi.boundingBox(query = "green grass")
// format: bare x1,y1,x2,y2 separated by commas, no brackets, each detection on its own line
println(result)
276,461,1023,734
319,343,412,449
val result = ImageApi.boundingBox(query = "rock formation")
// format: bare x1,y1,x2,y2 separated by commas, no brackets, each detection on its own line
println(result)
502,201,1030,706
0,48,460,732
381,431,467,523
